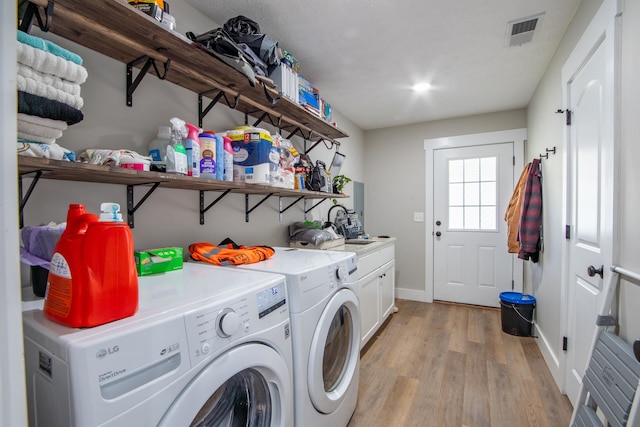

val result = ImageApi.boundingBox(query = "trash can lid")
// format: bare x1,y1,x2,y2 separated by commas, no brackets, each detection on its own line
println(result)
499,291,536,305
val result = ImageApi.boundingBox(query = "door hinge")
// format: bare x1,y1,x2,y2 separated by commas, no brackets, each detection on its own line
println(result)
513,156,515,166
566,109,572,126
563,336,568,352
565,225,571,239
512,280,515,290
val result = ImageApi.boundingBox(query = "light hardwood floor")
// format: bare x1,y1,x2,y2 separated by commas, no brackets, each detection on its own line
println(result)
348,300,573,427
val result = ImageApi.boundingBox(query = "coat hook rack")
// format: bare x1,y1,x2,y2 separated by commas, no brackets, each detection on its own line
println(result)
539,146,557,160
556,108,572,125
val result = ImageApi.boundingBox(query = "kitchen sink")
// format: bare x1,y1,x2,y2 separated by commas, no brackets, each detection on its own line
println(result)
344,239,376,245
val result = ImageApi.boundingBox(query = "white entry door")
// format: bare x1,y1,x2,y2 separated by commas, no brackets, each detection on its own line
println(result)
432,141,519,307
561,0,618,406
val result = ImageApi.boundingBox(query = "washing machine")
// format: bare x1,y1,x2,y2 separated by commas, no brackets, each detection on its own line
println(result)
213,247,360,427
22,262,294,427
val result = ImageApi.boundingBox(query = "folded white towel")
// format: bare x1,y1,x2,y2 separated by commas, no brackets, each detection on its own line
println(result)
18,113,67,131
17,131,56,145
17,72,84,109
17,64,81,96
18,119,64,140
17,40,88,84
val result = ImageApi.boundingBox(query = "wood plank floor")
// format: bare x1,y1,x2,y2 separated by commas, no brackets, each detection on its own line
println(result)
348,300,573,427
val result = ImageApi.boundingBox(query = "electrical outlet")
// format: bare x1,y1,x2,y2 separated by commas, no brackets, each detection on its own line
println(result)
413,212,424,222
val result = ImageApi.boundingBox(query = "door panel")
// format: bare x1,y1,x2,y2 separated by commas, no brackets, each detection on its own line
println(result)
433,143,515,307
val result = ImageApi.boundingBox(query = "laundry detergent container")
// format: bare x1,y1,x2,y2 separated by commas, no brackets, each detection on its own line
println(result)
499,292,535,336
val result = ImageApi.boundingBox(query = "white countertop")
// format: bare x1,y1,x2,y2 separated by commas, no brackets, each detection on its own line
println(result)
332,236,396,256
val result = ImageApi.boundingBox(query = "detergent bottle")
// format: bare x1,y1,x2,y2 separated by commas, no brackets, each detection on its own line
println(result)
223,135,234,182
44,203,139,328
185,123,201,177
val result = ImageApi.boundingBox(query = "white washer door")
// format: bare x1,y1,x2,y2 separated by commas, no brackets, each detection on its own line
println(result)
159,343,292,427
307,288,360,414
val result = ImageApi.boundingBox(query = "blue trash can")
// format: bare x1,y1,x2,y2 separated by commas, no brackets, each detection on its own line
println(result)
499,292,536,336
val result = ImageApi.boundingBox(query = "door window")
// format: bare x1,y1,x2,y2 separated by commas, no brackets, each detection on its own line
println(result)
190,368,271,427
448,156,497,231
322,305,352,392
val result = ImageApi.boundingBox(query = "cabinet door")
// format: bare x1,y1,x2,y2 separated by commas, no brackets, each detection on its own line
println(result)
379,260,395,321
358,270,380,348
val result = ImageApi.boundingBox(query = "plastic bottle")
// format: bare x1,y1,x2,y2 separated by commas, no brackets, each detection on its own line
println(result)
166,117,188,175
214,134,224,180
44,203,139,328
148,125,171,168
223,135,234,182
199,131,217,179
185,123,201,177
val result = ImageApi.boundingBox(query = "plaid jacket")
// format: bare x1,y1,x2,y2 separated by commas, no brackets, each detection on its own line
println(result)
517,159,542,262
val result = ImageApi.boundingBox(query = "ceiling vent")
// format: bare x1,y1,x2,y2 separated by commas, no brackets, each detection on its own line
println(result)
505,13,544,47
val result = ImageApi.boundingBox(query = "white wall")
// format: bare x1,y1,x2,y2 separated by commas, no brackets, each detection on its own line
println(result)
19,1,365,287
363,110,527,300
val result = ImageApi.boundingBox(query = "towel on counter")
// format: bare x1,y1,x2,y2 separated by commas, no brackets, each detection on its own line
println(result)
17,40,88,84
17,30,83,65
18,140,75,161
18,64,81,96
17,72,84,109
18,91,84,125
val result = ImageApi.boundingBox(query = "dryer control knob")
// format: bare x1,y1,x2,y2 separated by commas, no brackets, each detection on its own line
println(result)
336,265,347,281
216,309,240,338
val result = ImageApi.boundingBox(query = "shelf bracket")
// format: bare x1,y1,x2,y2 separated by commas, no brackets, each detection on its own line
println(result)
126,52,171,107
18,170,44,228
245,193,274,223
279,196,305,222
262,83,281,105
127,182,161,228
253,111,283,130
198,89,241,127
200,189,232,224
286,127,313,141
304,198,329,216
19,1,54,34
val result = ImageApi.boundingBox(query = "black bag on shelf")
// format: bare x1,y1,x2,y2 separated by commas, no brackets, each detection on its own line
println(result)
223,15,280,75
307,160,327,192
186,27,259,86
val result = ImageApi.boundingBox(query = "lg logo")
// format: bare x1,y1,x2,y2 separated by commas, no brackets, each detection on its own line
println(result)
96,345,120,359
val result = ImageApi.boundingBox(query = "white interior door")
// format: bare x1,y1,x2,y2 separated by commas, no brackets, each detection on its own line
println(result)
562,0,618,406
432,142,517,307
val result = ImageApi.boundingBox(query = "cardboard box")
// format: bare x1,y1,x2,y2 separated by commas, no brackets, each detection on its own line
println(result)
134,247,183,276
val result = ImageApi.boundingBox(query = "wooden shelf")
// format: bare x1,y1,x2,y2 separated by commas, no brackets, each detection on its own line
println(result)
28,0,349,141
18,156,344,199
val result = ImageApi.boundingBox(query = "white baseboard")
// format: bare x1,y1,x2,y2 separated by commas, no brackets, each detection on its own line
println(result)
395,287,430,302
535,324,564,392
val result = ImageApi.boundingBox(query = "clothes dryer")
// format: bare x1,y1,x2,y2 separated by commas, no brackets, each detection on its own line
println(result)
23,262,293,427
213,247,360,427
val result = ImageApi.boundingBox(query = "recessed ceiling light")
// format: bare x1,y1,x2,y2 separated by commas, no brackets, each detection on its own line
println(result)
412,82,432,92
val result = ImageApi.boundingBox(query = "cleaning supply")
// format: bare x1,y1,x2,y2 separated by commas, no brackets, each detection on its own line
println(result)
185,123,201,177
44,203,139,328
148,125,171,169
229,126,272,184
215,133,224,180
223,135,234,182
199,131,217,179
166,117,188,175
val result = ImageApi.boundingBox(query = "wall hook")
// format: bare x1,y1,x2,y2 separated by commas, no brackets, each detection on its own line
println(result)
546,147,557,155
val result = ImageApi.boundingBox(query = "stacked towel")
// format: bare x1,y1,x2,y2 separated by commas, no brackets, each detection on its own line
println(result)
16,30,87,161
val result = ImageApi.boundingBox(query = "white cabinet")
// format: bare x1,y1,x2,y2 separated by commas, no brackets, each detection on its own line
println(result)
357,244,395,348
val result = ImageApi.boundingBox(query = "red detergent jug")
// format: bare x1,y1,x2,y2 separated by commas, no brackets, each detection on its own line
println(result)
44,203,139,328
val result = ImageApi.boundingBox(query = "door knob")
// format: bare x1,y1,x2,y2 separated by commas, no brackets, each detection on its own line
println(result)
587,265,604,278
435,231,442,237
435,220,442,226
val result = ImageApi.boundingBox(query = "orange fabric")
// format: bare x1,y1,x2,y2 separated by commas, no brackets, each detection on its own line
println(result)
504,163,531,253
189,241,274,266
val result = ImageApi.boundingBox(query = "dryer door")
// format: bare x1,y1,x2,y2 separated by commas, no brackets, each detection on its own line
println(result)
159,343,292,427
307,287,360,414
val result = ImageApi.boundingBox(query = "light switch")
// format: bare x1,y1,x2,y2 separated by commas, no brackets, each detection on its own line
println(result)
413,212,424,222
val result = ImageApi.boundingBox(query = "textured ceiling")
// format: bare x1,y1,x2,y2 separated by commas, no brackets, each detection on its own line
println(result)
185,0,581,131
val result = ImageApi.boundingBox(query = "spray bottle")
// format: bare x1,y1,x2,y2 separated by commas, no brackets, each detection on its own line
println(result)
223,135,234,182
185,123,201,177
44,203,138,328
166,117,188,175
